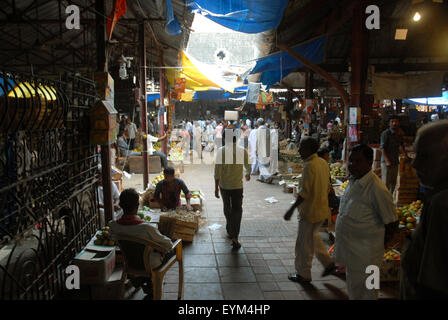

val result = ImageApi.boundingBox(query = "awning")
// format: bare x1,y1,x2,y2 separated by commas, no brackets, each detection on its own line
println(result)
193,89,246,100
185,0,289,34
166,51,245,93
248,36,326,88
403,95,448,106
147,93,160,102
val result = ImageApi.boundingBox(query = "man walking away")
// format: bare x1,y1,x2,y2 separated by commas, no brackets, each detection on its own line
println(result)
125,118,138,150
248,121,259,175
255,118,271,183
284,137,336,283
401,120,448,299
380,115,409,194
215,128,251,249
335,144,398,300
269,123,279,176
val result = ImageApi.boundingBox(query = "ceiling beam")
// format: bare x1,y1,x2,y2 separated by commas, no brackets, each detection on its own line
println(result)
278,0,333,33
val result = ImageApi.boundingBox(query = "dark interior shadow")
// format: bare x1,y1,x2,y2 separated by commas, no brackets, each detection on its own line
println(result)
323,283,349,300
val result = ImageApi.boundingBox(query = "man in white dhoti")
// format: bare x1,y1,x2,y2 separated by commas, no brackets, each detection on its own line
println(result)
255,118,271,183
335,144,398,300
248,121,259,175
269,123,279,177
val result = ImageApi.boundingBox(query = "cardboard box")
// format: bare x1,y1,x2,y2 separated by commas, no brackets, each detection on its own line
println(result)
73,248,116,285
90,267,124,300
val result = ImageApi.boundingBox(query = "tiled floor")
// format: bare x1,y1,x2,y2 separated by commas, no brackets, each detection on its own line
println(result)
122,163,399,300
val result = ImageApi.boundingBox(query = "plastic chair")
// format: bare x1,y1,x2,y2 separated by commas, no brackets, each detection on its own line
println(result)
115,235,183,300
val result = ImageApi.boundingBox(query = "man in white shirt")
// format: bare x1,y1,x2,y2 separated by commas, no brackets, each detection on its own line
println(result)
98,170,123,222
255,118,271,183
284,137,336,283
248,121,259,175
146,132,169,169
269,122,279,177
125,118,138,150
193,121,203,161
109,188,174,295
335,144,398,300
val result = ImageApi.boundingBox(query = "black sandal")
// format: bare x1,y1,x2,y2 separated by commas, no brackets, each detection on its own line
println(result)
231,239,241,249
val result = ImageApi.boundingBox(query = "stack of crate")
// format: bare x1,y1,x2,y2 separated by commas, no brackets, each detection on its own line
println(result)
396,157,419,205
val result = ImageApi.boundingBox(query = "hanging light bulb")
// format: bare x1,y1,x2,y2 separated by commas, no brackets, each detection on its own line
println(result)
413,11,421,21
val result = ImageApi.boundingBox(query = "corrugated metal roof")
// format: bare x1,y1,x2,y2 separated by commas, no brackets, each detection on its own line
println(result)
0,0,193,75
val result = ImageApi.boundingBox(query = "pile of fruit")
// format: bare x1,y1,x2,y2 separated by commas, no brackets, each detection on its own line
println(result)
181,190,202,199
163,208,199,223
168,149,183,161
396,200,422,230
137,210,152,222
151,174,165,186
331,167,346,177
331,176,337,184
384,249,400,261
93,226,115,246
340,180,349,190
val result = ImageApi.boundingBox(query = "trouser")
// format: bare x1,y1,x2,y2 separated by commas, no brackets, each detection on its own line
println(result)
258,162,271,180
381,163,399,194
152,151,168,169
128,138,135,150
269,149,278,174
345,265,379,300
251,157,259,175
295,219,333,280
220,188,244,239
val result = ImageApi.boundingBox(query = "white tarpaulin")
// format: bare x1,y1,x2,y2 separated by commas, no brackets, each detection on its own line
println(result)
372,72,445,100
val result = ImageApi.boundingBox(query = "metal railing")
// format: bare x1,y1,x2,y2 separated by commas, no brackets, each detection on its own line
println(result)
0,71,100,299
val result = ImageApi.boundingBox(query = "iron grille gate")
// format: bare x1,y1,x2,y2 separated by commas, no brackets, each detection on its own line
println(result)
0,70,100,299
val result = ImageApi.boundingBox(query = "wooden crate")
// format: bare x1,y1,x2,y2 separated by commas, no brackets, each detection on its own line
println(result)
158,214,198,242
148,155,162,174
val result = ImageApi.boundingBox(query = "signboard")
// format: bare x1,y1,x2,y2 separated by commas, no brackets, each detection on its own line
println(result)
94,72,114,105
246,82,261,104
348,125,359,142
174,78,186,93
349,107,361,124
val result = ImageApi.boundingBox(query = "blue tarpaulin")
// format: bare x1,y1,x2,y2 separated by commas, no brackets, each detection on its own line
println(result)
185,0,289,33
248,36,326,88
147,93,160,102
0,77,15,96
193,89,246,100
166,0,182,35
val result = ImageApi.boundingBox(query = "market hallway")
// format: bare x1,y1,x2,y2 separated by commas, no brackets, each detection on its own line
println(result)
122,164,399,300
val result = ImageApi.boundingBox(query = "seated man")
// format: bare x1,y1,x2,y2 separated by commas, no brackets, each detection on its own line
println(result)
109,188,175,296
98,170,123,221
118,132,141,157
147,131,169,169
154,167,193,211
